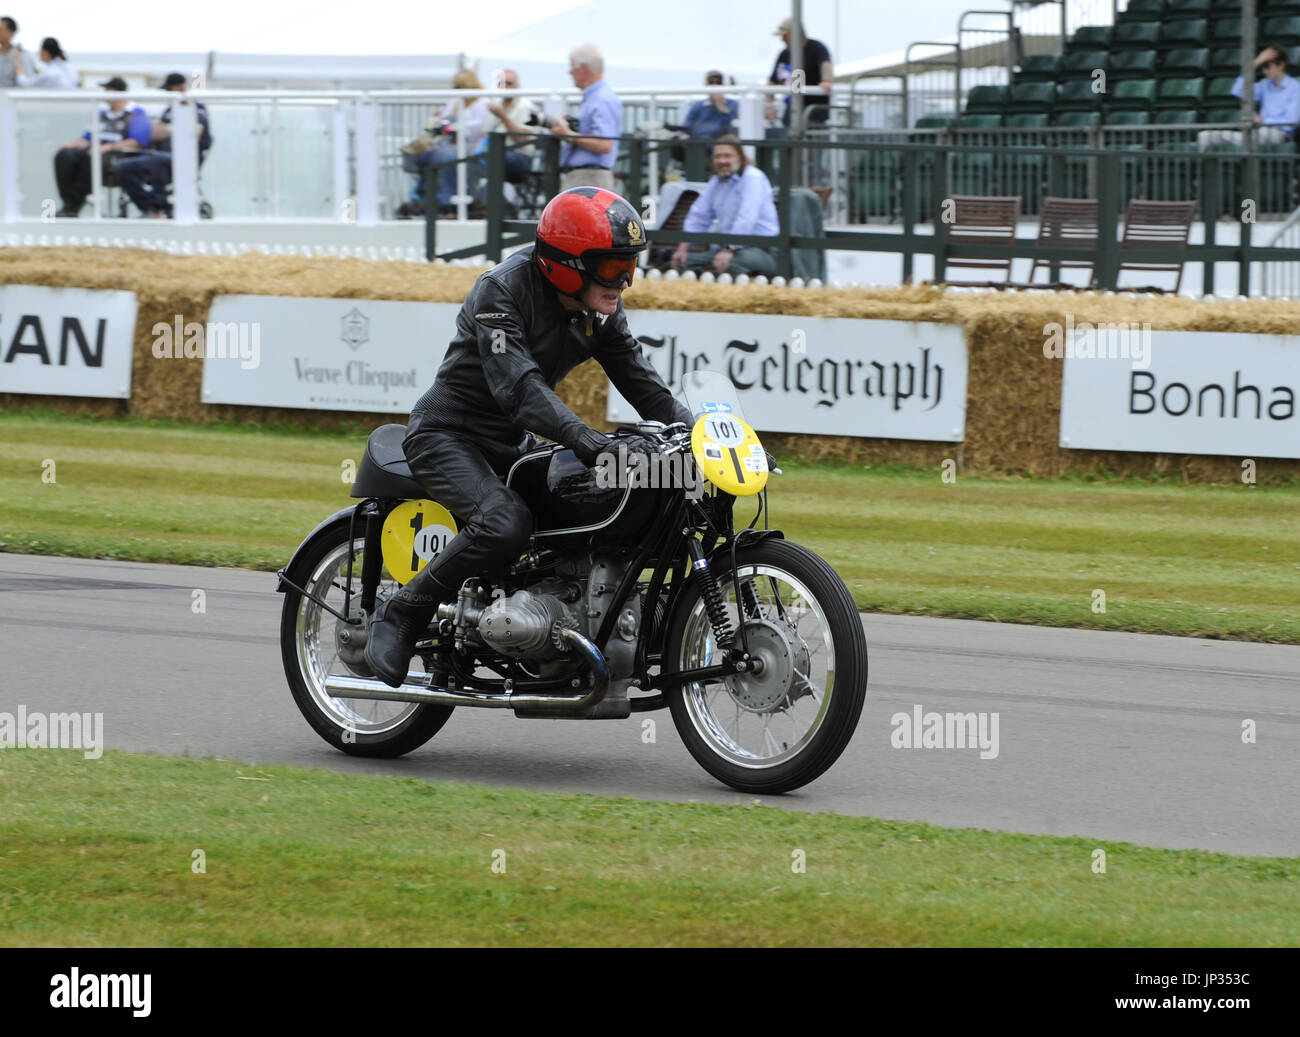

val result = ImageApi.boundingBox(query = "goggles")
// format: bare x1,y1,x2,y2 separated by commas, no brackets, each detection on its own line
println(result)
587,254,638,288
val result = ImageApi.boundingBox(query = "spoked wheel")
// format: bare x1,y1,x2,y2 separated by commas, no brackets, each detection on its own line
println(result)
279,519,452,758
664,539,867,794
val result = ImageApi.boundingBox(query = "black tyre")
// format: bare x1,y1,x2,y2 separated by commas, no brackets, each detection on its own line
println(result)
663,538,867,794
279,518,452,758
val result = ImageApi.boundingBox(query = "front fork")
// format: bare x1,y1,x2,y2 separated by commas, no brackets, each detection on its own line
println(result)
686,536,761,673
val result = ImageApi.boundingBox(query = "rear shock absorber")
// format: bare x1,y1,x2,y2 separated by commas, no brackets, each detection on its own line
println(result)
687,539,733,647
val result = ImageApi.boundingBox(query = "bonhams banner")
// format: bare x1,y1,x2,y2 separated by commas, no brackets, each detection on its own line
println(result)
0,285,137,399
200,295,458,412
1060,331,1300,458
607,312,968,441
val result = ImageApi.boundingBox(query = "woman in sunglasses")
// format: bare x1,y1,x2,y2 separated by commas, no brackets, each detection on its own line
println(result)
365,187,692,686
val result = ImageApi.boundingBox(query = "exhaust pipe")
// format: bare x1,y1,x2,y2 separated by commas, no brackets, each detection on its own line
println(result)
322,627,609,714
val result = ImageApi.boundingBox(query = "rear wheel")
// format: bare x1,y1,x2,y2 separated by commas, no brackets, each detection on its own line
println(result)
663,539,867,794
279,519,452,758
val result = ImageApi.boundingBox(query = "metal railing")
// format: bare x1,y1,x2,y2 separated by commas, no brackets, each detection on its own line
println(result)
449,133,1300,296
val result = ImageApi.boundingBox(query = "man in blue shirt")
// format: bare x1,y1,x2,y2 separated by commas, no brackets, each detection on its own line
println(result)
54,77,151,217
119,72,213,217
552,43,621,194
671,70,738,170
1199,45,1300,150
670,135,779,277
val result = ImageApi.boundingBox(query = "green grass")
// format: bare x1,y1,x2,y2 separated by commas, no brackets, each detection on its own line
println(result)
1,750,1295,947
2,410,1298,641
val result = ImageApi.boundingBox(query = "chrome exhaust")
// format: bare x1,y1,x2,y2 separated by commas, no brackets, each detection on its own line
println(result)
321,627,610,714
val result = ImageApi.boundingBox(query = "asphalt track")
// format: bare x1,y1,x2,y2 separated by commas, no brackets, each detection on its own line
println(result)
3,552,1297,857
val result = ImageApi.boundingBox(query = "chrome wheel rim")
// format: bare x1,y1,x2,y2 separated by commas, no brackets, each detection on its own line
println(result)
678,563,835,769
295,537,423,734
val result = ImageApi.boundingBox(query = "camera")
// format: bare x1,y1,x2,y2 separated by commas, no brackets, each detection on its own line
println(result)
525,111,544,127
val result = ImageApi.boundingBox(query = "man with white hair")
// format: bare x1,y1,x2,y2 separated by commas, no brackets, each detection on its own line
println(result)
551,43,621,193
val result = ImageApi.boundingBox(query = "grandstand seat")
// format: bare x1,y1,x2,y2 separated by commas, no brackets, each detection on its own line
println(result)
1153,109,1200,125
1017,55,1061,82
1110,50,1158,81
957,114,1002,129
965,85,1008,115
1164,0,1211,18
1265,1,1300,15
1104,111,1152,126
1209,48,1245,75
1009,82,1055,114
1155,78,1205,109
1057,80,1103,111
1004,113,1049,129
1161,49,1208,78
1204,77,1239,106
1061,50,1108,80
1211,18,1242,46
914,114,954,129
1201,104,1242,124
1054,110,1101,128
1067,26,1114,52
1122,0,1165,16
1261,16,1300,47
1157,19,1207,49
851,151,900,223
1112,22,1161,51
1109,79,1158,110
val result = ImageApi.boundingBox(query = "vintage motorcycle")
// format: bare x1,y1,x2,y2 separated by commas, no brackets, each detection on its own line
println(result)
277,371,867,794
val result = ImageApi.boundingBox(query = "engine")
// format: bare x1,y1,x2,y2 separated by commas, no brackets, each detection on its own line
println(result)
478,589,578,659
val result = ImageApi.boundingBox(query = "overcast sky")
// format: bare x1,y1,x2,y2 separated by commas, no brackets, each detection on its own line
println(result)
12,0,1005,79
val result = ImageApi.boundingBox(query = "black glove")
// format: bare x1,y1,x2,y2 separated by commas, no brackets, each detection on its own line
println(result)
572,427,614,466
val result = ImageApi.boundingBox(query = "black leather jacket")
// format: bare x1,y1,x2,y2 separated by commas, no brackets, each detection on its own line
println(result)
410,246,691,453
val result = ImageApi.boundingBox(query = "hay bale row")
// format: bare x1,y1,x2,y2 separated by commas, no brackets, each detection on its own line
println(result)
2,247,1298,482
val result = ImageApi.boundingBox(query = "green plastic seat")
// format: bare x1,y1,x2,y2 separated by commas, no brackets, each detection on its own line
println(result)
1110,50,1158,80
1112,22,1161,50
1211,17,1242,44
1109,79,1158,110
1061,50,1108,79
1054,111,1101,127
1010,81,1055,112
957,114,1002,129
1004,113,1049,128
1205,76,1239,104
1153,109,1200,125
852,152,901,221
1155,78,1204,109
965,85,1008,115
1067,26,1113,52
1164,0,1210,18
1261,16,1300,46
1209,48,1245,75
1105,111,1152,126
1157,19,1206,49
1056,80,1103,110
1017,54,1060,81
1122,0,1165,16
1201,105,1243,124
914,115,953,129
1161,49,1209,77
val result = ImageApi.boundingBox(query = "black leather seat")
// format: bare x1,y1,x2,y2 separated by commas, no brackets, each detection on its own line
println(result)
350,424,426,499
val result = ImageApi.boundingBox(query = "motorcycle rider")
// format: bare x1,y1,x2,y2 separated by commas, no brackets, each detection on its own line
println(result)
364,186,693,687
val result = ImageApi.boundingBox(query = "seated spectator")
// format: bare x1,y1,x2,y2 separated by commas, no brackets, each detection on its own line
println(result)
1198,45,1300,151
670,70,738,168
53,77,150,218
474,68,538,189
670,135,778,277
415,69,491,215
118,72,212,218
14,36,77,87
0,16,36,88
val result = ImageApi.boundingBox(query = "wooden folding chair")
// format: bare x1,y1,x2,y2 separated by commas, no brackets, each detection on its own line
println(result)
1026,197,1099,287
1109,199,1196,293
941,195,1022,288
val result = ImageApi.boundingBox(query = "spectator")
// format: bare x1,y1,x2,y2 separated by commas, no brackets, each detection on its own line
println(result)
671,70,738,167
14,36,76,87
670,135,778,277
767,17,834,129
1198,45,1300,150
475,68,538,187
416,68,491,215
53,77,150,218
553,42,620,193
0,16,35,88
118,72,212,217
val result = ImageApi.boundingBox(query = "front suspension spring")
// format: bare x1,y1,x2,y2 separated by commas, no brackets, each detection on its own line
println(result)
689,541,733,647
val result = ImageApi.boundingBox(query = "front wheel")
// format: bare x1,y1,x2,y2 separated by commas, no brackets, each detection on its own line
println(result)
279,517,453,758
663,538,867,794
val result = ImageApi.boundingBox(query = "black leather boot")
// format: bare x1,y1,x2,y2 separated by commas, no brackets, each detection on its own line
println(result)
364,567,450,688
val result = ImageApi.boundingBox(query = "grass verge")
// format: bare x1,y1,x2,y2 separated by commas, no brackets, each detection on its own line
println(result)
2,411,1297,642
1,750,1295,947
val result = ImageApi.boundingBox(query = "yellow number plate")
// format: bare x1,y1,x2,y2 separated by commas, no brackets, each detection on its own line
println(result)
691,413,767,497
380,499,459,585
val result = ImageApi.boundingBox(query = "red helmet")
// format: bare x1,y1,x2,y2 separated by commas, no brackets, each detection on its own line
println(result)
535,187,647,297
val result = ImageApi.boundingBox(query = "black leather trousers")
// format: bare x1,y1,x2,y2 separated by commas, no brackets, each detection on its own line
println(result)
399,420,534,607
